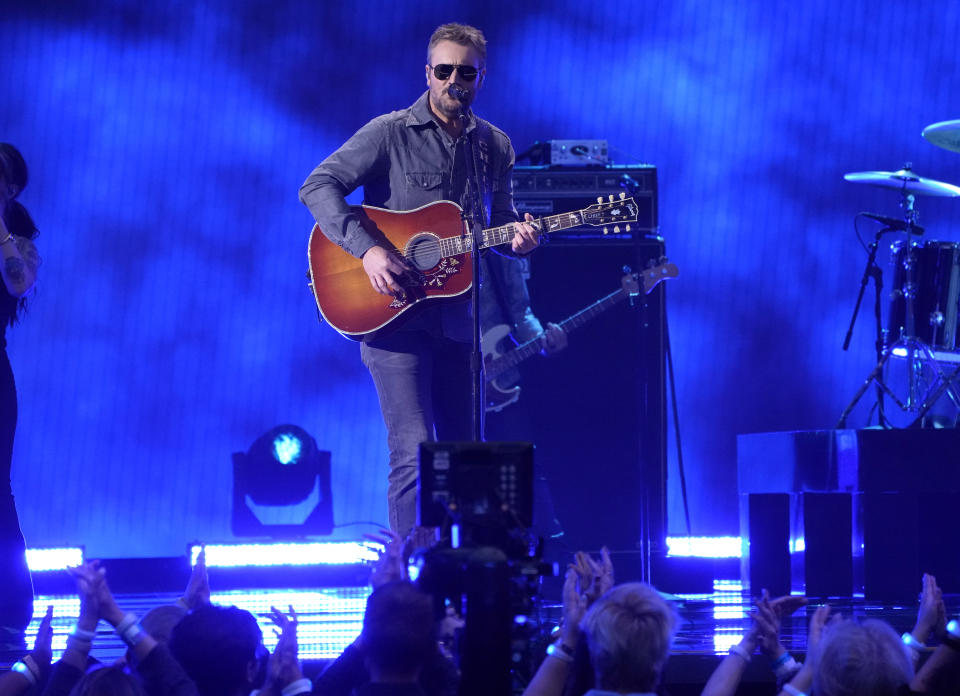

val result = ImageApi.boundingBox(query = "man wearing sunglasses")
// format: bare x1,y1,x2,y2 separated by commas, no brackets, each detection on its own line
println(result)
300,23,541,539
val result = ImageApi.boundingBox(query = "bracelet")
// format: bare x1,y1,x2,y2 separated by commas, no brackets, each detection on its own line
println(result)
728,644,751,661
782,685,807,696
546,642,574,663
70,625,97,641
771,651,791,668
11,661,37,686
115,612,139,634
774,656,800,681
115,613,148,647
901,632,927,651
281,678,312,696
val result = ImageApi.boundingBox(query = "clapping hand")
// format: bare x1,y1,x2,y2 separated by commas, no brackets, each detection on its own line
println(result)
263,605,302,693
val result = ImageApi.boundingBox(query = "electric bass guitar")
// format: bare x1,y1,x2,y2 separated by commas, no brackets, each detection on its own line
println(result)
307,195,639,339
483,261,679,412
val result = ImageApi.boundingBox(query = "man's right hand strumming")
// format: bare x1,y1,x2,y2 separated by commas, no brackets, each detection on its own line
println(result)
362,245,411,296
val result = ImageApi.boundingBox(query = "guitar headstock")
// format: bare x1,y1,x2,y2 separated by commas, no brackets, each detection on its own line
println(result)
640,259,679,293
581,193,639,234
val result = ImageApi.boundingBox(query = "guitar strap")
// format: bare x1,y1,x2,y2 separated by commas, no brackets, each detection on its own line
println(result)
472,117,493,228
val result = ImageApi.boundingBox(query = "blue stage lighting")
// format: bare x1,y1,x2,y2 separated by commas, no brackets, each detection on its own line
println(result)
232,424,333,537
188,541,380,567
26,547,84,571
666,536,741,558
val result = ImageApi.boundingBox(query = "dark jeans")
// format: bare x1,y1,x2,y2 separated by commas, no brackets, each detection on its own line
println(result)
361,331,474,537
1,347,33,635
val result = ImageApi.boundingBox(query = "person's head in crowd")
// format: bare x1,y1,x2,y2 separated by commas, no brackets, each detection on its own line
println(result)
580,582,677,694
68,664,147,696
360,580,436,683
812,619,913,696
168,604,266,696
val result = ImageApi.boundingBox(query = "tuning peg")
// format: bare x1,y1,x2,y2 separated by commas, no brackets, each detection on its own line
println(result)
608,194,614,202
597,196,603,204
603,226,609,234
619,192,626,199
613,225,620,234
625,224,631,232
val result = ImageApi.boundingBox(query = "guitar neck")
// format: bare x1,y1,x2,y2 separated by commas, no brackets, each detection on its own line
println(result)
438,209,595,257
488,287,628,377
480,210,589,250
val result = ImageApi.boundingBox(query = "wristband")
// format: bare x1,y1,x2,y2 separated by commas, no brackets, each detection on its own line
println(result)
115,613,148,648
546,642,574,663
729,644,751,661
901,632,927,651
11,661,37,686
946,619,960,639
774,656,800,681
281,678,312,696
70,625,97,641
115,612,139,634
782,685,807,696
771,651,791,668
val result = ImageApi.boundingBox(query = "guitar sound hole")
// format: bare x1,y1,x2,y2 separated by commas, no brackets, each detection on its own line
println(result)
406,233,442,271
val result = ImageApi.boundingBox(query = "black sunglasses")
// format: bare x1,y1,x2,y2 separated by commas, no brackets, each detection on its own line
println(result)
430,64,479,82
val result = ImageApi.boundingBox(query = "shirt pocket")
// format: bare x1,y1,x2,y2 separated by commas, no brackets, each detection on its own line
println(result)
405,171,444,191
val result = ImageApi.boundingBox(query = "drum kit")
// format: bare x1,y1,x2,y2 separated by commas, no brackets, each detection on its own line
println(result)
838,119,960,428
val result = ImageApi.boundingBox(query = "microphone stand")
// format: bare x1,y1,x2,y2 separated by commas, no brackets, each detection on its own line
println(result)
839,227,888,426
456,95,488,442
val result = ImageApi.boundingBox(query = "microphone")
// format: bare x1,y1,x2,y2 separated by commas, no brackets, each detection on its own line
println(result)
861,212,924,235
448,85,470,102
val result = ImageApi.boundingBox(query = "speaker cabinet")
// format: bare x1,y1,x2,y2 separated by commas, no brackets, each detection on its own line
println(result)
485,235,667,575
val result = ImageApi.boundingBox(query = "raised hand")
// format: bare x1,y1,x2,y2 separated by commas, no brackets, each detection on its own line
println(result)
364,529,407,588
913,573,945,643
571,547,614,607
264,605,302,692
183,547,211,609
28,605,54,677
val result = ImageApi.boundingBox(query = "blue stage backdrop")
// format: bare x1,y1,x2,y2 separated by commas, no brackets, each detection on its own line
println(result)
2,1,959,558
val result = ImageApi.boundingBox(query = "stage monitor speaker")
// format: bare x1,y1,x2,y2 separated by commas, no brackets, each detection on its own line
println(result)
484,226,667,576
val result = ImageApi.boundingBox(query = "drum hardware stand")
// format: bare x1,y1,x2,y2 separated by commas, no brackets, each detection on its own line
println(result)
837,337,960,427
838,189,935,428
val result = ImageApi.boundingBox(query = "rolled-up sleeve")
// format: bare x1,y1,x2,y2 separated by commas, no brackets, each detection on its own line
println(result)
299,117,389,258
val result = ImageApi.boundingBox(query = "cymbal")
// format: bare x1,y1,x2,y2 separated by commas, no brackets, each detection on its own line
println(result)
843,169,960,197
922,120,960,154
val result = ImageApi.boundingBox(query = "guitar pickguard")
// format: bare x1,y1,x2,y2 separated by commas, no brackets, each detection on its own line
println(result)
387,256,463,309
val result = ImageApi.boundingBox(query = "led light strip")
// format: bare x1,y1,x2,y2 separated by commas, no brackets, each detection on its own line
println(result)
189,541,382,567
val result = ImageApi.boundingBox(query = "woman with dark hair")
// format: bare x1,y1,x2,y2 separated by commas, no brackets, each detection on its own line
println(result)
0,143,41,647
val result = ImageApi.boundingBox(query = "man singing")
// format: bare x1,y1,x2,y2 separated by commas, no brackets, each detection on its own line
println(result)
299,23,540,538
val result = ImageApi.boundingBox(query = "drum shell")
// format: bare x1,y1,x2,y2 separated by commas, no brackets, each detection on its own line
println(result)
888,240,960,351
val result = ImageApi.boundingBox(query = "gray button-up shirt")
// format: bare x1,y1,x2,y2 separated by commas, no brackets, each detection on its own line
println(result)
299,91,520,341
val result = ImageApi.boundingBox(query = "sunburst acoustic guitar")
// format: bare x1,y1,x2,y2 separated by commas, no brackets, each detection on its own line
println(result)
307,194,640,339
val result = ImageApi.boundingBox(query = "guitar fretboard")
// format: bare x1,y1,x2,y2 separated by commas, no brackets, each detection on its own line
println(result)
437,210,588,257
486,286,629,379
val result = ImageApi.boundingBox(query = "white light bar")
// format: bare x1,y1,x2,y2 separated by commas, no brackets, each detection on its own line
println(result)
189,541,381,568
666,536,741,558
26,547,84,571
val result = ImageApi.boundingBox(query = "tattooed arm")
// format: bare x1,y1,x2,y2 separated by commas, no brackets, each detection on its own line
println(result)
0,215,39,297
